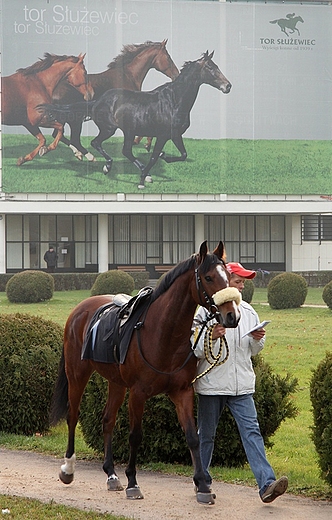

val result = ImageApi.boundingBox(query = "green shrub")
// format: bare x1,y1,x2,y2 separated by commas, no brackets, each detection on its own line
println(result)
242,279,255,303
267,272,308,309
91,270,135,296
79,355,298,466
6,270,54,303
0,314,63,435
322,280,332,310
310,351,332,486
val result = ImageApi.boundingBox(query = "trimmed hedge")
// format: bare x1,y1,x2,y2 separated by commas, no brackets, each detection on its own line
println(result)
91,270,135,296
322,280,332,310
310,351,332,486
0,313,63,435
267,272,308,309
79,355,298,467
6,270,54,303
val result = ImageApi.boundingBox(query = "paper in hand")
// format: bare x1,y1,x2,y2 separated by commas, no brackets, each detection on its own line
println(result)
241,320,271,338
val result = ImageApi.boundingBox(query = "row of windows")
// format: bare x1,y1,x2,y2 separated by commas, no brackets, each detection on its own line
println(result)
5,213,290,272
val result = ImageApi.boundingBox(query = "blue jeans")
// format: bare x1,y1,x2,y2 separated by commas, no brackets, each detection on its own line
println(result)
197,393,276,496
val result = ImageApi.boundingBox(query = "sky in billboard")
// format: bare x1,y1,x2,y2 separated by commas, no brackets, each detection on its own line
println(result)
1,0,332,194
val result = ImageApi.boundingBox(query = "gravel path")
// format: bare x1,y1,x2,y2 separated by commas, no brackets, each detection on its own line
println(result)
1,448,332,519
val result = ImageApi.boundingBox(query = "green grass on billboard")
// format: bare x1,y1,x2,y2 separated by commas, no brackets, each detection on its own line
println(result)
2,135,332,194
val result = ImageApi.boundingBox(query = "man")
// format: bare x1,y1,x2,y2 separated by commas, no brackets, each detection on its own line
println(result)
192,262,288,503
43,246,57,273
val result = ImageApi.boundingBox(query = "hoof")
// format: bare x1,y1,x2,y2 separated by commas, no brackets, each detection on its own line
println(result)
107,475,124,491
196,491,215,505
17,157,25,166
39,146,48,157
138,184,145,189
145,175,153,183
159,151,165,159
85,152,96,162
103,160,113,175
59,470,74,485
126,486,144,499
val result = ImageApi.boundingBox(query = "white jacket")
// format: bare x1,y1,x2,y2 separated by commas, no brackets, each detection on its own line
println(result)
192,302,265,396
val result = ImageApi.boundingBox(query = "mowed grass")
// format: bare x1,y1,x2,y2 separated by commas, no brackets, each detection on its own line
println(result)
3,134,332,194
0,288,332,501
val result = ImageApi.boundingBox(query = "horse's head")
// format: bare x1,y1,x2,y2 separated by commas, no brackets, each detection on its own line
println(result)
194,241,241,328
199,51,231,94
66,53,94,101
153,39,180,81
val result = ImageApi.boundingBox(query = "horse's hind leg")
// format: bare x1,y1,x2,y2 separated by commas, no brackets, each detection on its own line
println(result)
60,364,94,485
17,125,47,166
169,387,215,505
102,381,127,491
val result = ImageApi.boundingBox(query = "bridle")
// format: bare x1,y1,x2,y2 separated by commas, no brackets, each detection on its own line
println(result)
134,259,230,377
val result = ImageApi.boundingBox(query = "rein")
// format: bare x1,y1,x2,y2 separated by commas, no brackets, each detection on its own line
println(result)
191,323,229,384
133,260,232,378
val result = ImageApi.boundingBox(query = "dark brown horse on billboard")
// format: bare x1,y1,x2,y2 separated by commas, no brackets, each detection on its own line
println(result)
51,40,179,161
2,53,93,166
50,241,241,505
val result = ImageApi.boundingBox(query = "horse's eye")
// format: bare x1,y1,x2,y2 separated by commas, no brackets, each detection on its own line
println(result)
205,275,212,282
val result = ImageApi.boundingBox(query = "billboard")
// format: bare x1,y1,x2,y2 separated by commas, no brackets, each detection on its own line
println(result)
1,0,332,194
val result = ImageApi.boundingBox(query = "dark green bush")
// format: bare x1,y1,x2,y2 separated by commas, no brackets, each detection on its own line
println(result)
242,279,255,303
322,280,332,310
91,270,135,296
52,273,98,291
310,351,332,486
267,272,308,309
79,355,298,466
6,270,54,303
0,314,63,435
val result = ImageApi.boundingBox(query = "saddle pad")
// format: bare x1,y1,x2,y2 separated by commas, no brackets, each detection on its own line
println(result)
81,289,153,364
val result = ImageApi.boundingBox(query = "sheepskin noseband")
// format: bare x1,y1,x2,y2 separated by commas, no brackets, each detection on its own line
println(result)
213,287,242,306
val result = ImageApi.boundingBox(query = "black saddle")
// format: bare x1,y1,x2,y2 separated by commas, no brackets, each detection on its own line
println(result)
81,287,154,364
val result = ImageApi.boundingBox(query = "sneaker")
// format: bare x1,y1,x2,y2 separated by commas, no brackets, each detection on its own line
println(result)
261,476,288,503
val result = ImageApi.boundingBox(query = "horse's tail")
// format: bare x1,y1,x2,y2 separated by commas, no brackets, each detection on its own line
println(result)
50,347,68,426
269,19,278,24
36,101,95,125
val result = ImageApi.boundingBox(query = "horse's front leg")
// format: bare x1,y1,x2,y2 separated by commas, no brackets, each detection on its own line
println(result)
69,121,96,162
161,134,187,163
169,387,215,506
128,136,167,189
91,126,116,174
102,381,127,491
125,389,146,499
39,122,64,156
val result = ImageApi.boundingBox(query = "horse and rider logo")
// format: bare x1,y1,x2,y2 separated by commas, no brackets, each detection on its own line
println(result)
270,13,304,36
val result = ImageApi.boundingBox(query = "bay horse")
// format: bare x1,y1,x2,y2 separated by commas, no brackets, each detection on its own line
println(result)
39,51,231,189
2,53,93,166
50,241,241,505
51,40,179,161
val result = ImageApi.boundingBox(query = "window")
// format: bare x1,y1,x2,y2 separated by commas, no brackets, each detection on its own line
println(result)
301,215,332,242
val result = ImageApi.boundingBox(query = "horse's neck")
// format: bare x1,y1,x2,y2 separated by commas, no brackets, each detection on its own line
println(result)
156,274,197,332
38,63,73,97
125,48,163,90
171,74,201,112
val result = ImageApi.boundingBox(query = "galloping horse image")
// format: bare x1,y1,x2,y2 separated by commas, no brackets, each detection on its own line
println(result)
270,14,304,37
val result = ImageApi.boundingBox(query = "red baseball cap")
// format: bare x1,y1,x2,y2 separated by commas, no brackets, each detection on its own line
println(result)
226,262,256,279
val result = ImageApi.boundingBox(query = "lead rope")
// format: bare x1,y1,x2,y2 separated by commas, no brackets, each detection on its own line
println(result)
191,324,229,384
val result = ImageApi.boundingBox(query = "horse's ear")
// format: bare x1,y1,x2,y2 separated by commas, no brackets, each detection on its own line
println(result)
198,241,208,263
161,39,168,47
213,241,226,261
78,52,86,61
208,51,215,60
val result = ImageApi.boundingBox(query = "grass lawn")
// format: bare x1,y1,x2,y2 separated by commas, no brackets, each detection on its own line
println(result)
3,135,332,194
0,287,332,500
